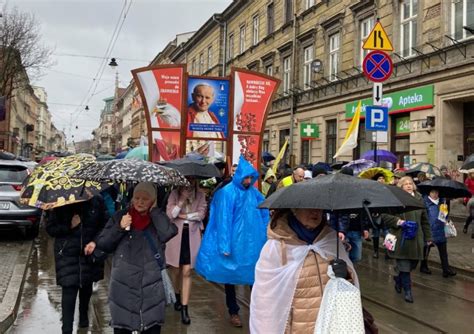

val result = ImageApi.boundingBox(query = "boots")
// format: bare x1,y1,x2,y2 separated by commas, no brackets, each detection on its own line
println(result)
400,272,413,303
393,274,402,294
181,305,191,325
438,243,457,278
419,260,432,275
372,237,379,259
174,293,182,311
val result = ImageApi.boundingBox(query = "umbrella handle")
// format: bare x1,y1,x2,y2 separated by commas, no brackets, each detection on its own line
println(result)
363,201,376,229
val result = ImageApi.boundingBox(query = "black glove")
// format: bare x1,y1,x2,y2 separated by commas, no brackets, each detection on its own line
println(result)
330,259,348,279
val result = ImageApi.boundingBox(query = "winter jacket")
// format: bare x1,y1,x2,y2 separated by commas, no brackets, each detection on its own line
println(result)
423,196,447,244
195,156,270,285
45,197,107,287
96,208,177,332
381,192,432,260
262,169,276,196
329,212,370,234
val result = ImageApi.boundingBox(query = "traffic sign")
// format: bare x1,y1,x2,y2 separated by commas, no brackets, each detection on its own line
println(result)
373,82,383,106
363,51,393,82
362,21,393,51
365,106,388,131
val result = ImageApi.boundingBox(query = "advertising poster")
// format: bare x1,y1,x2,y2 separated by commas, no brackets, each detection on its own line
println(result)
187,77,229,139
232,70,279,169
185,140,226,161
133,65,185,162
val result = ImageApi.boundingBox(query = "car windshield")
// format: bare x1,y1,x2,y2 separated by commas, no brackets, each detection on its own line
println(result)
0,165,28,183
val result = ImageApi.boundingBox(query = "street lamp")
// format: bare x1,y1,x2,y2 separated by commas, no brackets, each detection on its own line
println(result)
85,105,89,111
109,58,118,67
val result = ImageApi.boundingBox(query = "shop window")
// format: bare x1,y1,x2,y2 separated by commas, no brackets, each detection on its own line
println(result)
452,0,474,40
400,0,418,57
326,120,337,163
301,140,311,165
391,114,410,167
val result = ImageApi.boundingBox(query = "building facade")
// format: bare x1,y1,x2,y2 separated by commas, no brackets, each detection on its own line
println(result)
165,0,474,173
96,96,115,154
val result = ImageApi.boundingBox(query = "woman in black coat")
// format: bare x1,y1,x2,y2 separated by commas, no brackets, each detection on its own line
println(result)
96,182,178,334
45,196,107,334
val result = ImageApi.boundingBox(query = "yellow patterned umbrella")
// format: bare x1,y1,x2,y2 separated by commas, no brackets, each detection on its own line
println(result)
358,167,394,184
20,154,107,210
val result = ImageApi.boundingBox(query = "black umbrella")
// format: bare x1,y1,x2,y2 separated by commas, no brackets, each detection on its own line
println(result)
460,159,474,173
158,158,221,178
262,151,276,162
73,159,189,187
330,161,349,170
259,173,425,213
417,178,472,199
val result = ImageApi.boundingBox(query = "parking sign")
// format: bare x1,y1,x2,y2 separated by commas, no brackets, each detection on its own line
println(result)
365,106,388,131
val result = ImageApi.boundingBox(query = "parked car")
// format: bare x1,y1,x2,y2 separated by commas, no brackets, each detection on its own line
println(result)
0,160,41,238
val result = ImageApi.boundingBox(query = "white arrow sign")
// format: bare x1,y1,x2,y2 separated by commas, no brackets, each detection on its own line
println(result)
373,82,383,106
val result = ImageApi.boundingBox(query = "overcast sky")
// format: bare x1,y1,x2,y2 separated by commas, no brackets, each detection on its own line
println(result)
7,0,232,143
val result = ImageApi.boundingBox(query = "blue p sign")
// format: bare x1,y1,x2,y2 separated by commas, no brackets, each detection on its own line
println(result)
365,106,388,131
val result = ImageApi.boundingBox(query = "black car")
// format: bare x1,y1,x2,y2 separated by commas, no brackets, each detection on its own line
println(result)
0,160,41,238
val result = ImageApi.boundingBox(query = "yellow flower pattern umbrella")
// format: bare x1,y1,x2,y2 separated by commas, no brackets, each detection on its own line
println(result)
20,154,107,210
358,167,394,184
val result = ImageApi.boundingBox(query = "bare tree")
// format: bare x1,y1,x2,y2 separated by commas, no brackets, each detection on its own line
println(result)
0,7,52,98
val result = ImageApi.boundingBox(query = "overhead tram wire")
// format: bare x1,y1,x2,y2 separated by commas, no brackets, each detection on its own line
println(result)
53,53,148,62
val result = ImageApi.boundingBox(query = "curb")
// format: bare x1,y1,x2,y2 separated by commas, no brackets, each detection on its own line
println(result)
0,240,34,333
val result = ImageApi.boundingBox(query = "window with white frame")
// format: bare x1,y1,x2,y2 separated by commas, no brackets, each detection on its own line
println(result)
305,0,315,10
400,0,418,57
199,53,204,73
253,15,260,46
266,64,273,76
283,56,291,93
207,46,212,70
303,45,313,89
360,17,374,66
329,33,340,81
452,0,474,40
228,34,235,59
240,25,246,54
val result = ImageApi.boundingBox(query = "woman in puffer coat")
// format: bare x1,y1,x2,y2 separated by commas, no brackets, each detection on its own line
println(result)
96,182,177,334
250,208,358,334
46,196,107,334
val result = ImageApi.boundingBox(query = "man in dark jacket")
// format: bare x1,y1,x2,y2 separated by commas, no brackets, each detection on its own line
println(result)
46,196,107,334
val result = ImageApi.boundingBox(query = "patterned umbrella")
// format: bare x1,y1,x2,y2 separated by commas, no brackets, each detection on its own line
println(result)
20,154,107,210
361,150,398,164
343,159,376,175
358,167,394,184
73,158,189,187
405,162,441,178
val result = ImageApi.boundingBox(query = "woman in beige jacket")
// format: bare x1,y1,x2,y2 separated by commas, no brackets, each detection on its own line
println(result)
250,209,358,334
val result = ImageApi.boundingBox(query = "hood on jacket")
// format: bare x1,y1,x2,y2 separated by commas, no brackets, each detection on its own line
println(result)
263,168,276,183
232,155,259,190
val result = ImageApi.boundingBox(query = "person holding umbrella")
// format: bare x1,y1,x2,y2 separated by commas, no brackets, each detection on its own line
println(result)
45,197,107,334
420,189,456,277
96,182,178,334
165,177,207,325
463,172,474,237
382,176,432,303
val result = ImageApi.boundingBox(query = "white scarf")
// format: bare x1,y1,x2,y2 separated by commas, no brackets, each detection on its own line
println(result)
249,229,358,334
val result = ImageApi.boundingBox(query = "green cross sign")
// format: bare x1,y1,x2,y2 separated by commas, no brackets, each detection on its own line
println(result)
300,123,319,140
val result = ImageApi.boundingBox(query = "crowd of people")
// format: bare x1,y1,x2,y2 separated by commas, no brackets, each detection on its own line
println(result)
43,157,469,333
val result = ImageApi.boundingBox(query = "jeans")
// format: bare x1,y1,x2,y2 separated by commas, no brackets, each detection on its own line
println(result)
346,231,362,263
224,284,240,315
114,326,161,334
61,283,93,334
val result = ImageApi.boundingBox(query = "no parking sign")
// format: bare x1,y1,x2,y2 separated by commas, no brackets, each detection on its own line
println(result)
363,51,393,83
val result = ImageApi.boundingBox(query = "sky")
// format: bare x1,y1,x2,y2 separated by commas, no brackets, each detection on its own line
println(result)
6,0,232,143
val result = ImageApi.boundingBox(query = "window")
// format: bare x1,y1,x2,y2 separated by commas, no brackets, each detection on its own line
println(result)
191,59,196,74
240,25,246,54
207,46,212,70
199,53,204,74
303,45,313,89
305,0,315,10
228,34,235,59
267,3,275,35
266,64,273,76
263,130,270,153
360,17,374,66
253,15,260,46
329,33,340,81
283,56,291,93
284,0,293,24
326,120,337,163
400,0,418,57
353,124,372,159
279,128,290,164
301,140,311,164
452,0,474,40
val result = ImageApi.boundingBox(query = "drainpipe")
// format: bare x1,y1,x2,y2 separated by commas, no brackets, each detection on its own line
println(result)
212,14,227,76
289,11,298,167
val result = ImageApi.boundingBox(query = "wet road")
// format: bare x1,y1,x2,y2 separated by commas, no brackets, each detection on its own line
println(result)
6,228,249,334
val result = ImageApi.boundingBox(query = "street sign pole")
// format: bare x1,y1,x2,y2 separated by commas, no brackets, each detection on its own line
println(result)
373,82,382,165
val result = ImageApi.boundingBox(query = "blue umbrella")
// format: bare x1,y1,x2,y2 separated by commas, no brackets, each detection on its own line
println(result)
262,151,276,162
361,150,398,164
343,159,376,175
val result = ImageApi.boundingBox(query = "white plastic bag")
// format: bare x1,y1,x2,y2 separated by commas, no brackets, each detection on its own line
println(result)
314,266,364,334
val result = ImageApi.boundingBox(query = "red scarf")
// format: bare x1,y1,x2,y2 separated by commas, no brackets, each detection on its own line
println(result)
128,206,151,231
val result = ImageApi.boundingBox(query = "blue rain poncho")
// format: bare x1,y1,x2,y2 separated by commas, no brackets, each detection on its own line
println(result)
195,156,270,285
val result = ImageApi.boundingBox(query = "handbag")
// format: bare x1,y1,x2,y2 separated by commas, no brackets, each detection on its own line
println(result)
444,220,457,238
143,229,176,305
383,233,397,252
